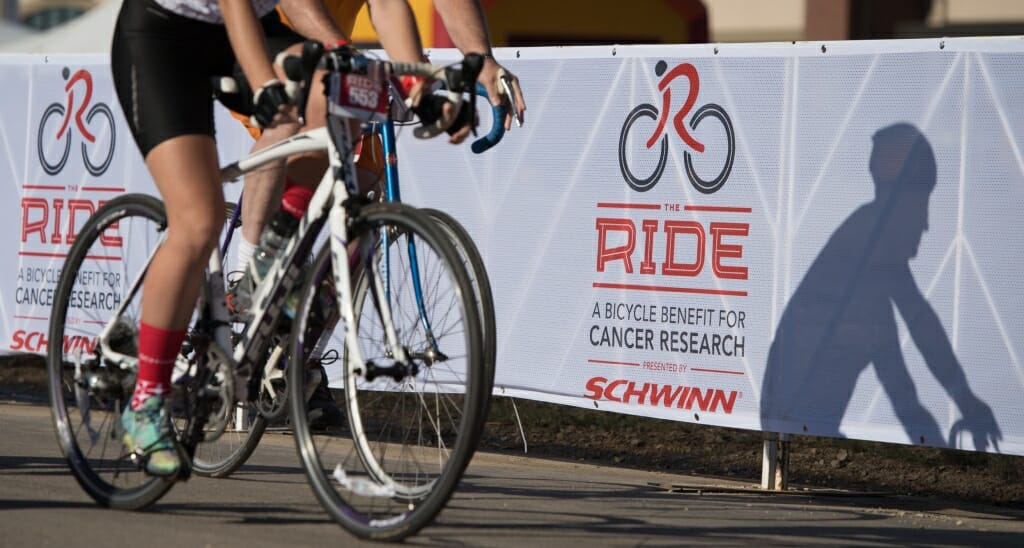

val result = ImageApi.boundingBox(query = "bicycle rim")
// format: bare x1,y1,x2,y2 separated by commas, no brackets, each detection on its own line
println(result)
189,404,268,477
289,202,486,541
46,194,174,509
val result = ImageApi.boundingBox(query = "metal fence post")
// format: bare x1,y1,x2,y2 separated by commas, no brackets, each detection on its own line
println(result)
761,432,791,490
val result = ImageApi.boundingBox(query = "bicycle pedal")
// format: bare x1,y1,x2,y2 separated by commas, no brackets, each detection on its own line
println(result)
127,448,143,468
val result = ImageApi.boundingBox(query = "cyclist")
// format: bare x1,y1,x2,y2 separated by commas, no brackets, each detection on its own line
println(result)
226,0,527,426
231,0,526,290
110,0,462,477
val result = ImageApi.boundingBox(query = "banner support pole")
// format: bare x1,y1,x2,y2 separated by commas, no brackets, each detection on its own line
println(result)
760,432,790,490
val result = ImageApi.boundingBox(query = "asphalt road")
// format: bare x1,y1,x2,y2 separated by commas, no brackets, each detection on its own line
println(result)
2,400,1022,547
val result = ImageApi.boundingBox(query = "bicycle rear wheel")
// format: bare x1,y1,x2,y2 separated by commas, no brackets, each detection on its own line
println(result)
420,208,496,415
187,376,269,477
288,202,486,541
190,200,269,478
47,194,175,509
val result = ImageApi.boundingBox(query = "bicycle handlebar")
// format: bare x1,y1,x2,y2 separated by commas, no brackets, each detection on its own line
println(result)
281,41,505,153
471,84,506,154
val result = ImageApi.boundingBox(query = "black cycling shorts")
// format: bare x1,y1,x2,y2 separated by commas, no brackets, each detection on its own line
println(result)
111,0,302,158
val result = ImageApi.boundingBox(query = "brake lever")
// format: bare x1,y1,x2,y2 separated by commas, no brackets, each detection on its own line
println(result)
498,72,522,128
459,54,485,137
465,85,478,137
296,40,325,125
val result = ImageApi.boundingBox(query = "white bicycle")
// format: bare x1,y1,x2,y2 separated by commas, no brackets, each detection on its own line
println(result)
47,43,489,541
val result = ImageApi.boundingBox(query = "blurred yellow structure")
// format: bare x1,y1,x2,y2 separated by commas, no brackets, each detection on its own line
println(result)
5,0,1024,44
350,0,708,47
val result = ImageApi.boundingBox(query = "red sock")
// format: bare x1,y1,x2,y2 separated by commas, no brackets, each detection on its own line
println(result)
281,178,313,219
130,322,187,410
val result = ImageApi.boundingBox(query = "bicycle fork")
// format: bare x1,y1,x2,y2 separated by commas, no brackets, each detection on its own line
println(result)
329,204,412,382
378,119,443,356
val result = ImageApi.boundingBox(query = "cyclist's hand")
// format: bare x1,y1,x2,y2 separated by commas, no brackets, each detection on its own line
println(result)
408,75,468,141
250,79,295,129
479,58,526,130
441,96,477,144
412,93,477,143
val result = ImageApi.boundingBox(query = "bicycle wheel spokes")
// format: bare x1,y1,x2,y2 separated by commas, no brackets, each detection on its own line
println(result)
289,203,485,541
47,194,174,509
187,381,267,477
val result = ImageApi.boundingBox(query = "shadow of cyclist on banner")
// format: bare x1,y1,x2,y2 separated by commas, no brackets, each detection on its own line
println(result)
760,123,1002,452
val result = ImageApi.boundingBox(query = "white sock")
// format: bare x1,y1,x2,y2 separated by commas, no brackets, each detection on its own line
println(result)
235,237,258,273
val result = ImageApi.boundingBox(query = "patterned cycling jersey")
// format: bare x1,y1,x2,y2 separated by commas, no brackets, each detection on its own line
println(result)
152,0,279,24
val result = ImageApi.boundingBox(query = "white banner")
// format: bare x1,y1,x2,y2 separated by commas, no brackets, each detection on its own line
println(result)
398,39,1024,456
2,38,1022,456
1,54,249,357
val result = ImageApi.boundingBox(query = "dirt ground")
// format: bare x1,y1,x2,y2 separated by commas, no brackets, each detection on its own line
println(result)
5,352,1021,507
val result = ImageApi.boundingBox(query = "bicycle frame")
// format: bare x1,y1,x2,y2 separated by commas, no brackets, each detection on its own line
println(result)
92,119,409,420
218,84,504,369
222,121,410,397
200,57,506,411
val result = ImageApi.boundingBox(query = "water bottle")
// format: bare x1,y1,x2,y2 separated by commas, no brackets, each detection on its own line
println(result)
229,211,298,317
250,210,299,283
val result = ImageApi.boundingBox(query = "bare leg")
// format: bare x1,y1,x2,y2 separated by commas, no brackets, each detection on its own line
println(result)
123,134,224,477
239,123,296,252
143,135,225,328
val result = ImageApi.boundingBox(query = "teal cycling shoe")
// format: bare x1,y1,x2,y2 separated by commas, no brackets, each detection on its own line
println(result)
121,396,180,477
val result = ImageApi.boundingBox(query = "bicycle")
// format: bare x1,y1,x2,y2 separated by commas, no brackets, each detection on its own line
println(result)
47,43,491,541
189,75,506,480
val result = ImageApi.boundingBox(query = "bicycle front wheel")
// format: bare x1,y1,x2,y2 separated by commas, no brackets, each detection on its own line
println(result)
288,202,486,541
47,194,175,509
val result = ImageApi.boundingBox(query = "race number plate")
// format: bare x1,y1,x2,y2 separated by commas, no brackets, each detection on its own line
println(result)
328,68,389,121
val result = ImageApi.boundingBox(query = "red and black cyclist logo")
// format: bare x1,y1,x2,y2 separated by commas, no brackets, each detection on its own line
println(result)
618,60,735,194
37,67,116,177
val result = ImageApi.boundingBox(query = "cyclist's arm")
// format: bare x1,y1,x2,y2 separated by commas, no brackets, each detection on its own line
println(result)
277,0,349,44
366,0,425,64
219,1,278,90
432,0,493,57
432,0,526,127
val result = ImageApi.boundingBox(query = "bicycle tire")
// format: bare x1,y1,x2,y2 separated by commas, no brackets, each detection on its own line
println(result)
420,208,496,416
288,202,486,541
189,400,268,477
47,193,175,509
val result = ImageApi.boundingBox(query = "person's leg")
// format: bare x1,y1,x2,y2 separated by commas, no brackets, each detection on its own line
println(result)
233,20,305,271
236,123,295,272
142,135,225,327
279,44,332,189
123,134,225,476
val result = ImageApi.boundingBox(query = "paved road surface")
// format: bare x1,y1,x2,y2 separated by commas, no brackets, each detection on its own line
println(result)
2,400,1021,547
